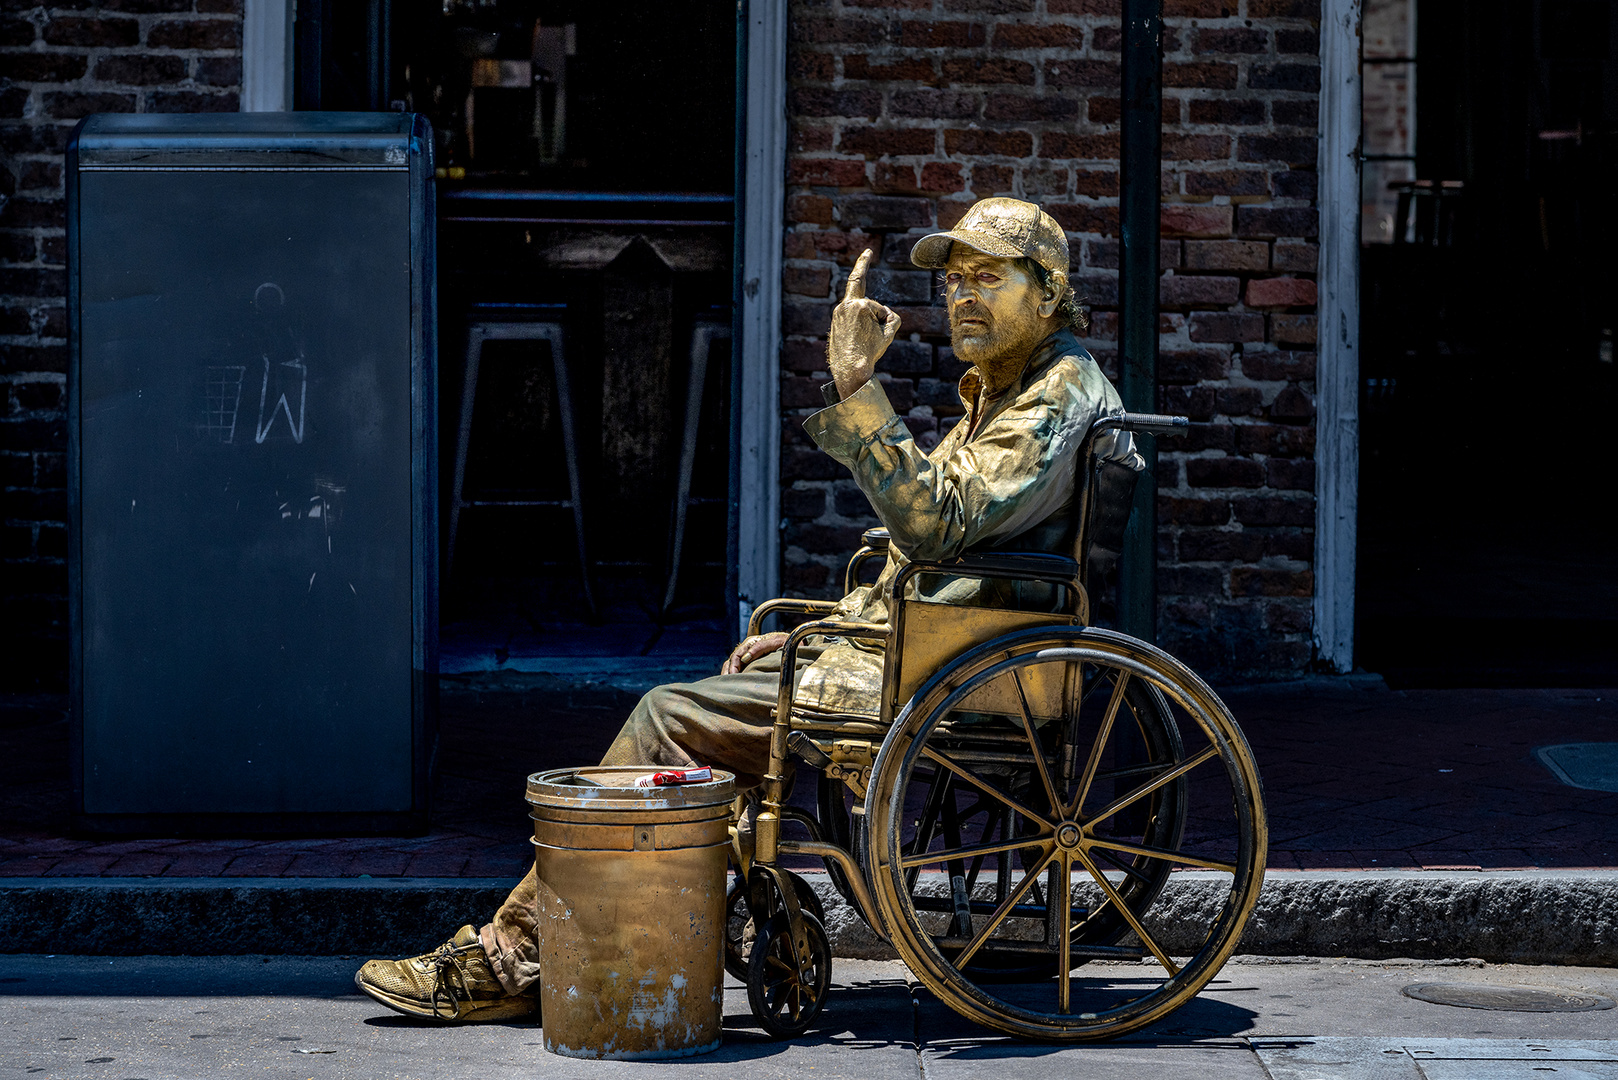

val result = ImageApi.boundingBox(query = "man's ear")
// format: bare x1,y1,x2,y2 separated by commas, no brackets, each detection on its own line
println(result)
1037,269,1067,319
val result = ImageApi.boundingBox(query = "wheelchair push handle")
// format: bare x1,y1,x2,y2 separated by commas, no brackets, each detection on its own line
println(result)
1112,411,1190,437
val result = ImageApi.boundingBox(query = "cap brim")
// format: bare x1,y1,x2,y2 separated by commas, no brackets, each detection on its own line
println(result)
910,228,1025,269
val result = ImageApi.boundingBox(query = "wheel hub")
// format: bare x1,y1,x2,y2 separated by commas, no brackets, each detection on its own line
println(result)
1055,822,1082,849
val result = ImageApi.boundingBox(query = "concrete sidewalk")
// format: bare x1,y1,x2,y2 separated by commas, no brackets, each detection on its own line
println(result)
3,954,1616,1079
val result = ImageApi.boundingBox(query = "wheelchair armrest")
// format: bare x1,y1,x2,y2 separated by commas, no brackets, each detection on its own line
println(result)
747,597,840,638
895,551,1081,589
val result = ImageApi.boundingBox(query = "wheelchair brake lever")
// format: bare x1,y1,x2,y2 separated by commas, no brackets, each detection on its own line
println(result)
786,730,833,769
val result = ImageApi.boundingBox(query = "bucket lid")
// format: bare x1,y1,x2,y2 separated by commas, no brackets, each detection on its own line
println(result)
526,767,736,811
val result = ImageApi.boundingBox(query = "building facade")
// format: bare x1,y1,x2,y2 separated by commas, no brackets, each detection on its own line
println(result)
1,0,1337,690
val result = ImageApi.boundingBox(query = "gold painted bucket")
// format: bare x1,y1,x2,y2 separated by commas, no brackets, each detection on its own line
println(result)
526,766,735,1060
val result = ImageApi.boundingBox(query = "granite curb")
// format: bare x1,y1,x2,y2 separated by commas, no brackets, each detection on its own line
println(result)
3,869,1613,964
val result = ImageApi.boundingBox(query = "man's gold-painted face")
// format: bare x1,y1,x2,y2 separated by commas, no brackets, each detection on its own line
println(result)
942,246,1053,386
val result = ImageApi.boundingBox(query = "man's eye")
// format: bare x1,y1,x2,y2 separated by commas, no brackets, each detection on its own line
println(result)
978,273,999,283
944,273,962,284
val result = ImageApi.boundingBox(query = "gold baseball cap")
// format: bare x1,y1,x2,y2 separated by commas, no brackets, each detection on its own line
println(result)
910,197,1069,275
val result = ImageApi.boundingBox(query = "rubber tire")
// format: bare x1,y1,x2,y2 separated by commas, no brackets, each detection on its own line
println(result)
746,909,833,1038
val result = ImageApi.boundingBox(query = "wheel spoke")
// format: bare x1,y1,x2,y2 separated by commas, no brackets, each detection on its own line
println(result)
1068,670,1131,819
1085,744,1218,827
950,845,1058,971
1088,836,1238,874
1056,851,1072,1013
1010,665,1063,816
1072,847,1181,976
899,833,1047,870
922,746,1054,832
1092,843,1160,887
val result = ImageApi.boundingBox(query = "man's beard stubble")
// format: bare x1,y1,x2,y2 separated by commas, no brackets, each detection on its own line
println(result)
949,297,1050,395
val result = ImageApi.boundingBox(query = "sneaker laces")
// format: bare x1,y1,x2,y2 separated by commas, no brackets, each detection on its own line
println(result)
426,940,477,1021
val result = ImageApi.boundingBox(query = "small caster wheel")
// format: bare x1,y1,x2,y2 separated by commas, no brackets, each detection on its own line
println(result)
725,872,826,981
746,909,832,1038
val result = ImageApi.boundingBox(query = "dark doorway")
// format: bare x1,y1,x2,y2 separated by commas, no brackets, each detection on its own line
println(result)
1357,0,1618,687
295,0,738,667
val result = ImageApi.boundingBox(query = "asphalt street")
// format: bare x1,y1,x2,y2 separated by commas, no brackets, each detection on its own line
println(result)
2,956,1615,1080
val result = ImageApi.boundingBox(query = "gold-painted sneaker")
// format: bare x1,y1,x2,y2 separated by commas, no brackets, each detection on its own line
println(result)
354,925,538,1023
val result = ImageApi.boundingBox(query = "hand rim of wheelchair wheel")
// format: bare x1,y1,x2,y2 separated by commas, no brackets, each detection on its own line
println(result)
868,626,1266,1042
746,910,832,1038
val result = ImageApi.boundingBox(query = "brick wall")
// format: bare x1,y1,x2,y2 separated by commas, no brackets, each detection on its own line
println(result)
0,2,241,690
780,0,1321,680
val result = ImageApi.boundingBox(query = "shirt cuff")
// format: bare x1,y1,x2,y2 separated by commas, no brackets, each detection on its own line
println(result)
803,377,896,457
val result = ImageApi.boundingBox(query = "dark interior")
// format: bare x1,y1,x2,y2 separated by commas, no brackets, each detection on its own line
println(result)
295,0,739,662
1357,0,1618,686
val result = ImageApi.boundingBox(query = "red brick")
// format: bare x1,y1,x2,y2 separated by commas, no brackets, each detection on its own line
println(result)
783,266,831,297
1050,0,1120,12
1073,169,1118,196
1271,240,1318,272
842,55,934,82
1160,274,1240,307
1187,456,1264,488
842,194,933,229
1245,276,1317,307
986,93,1078,121
1184,168,1269,197
4,54,88,82
1230,567,1313,597
42,91,137,118
147,18,240,50
1,15,35,47
969,164,1015,193
93,54,187,85
790,88,882,118
794,126,834,153
1044,58,1120,88
1184,239,1268,271
1277,28,1321,53
1160,347,1232,381
1162,133,1232,160
1270,314,1317,345
1165,62,1238,90
943,128,1032,157
1039,131,1119,160
781,338,825,373
1231,493,1313,527
1088,97,1120,124
920,161,965,192
1238,134,1317,167
1179,528,1266,562
789,48,836,83
1160,203,1232,237
1164,0,1238,14
1236,205,1318,238
799,16,888,45
1234,423,1314,457
1247,0,1320,13
1248,63,1320,92
943,0,1035,11
872,161,920,193
1273,100,1320,128
1187,97,1267,126
891,89,981,119
1188,312,1265,343
1195,28,1269,54
789,158,867,187
1242,349,1316,381
943,57,1035,85
1266,458,1315,491
43,16,139,47
994,23,1084,48
839,126,937,157
1271,385,1314,418
195,56,241,87
1068,214,1125,251
1216,386,1263,415
898,20,986,48
789,194,833,225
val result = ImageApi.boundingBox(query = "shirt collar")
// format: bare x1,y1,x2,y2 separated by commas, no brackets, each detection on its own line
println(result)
955,327,1081,410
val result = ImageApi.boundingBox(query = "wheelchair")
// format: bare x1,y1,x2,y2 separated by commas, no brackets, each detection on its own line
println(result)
728,411,1267,1041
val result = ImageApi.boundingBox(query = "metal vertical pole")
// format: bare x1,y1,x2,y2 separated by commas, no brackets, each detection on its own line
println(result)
1118,0,1162,643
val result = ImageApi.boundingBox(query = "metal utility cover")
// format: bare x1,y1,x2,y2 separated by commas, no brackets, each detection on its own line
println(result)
1403,982,1616,1012
1535,743,1618,792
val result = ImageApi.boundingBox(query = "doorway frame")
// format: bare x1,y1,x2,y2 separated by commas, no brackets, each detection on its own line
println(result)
735,0,786,640
1314,0,1362,674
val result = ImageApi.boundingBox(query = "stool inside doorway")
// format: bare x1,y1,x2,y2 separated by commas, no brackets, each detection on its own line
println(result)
450,305,595,618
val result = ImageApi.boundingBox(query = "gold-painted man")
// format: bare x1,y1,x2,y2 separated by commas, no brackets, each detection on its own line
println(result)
354,197,1142,1021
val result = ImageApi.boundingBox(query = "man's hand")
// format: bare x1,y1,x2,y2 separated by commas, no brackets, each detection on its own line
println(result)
827,249,902,400
721,632,788,675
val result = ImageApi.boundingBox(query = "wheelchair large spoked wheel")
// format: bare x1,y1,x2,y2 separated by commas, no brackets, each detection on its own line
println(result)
867,626,1266,1041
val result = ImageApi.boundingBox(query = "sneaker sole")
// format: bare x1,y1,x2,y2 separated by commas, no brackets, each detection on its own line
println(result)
353,971,538,1023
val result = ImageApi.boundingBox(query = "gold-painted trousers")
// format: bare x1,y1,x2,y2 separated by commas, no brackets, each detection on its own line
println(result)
479,645,825,995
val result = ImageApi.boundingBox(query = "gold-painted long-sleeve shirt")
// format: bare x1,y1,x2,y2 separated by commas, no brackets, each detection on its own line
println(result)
790,328,1142,715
